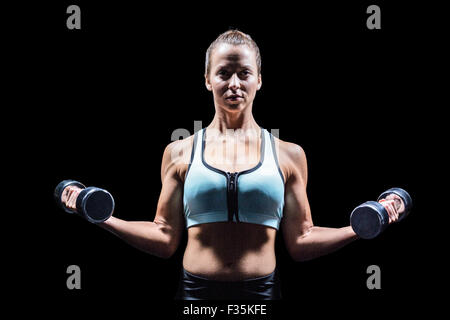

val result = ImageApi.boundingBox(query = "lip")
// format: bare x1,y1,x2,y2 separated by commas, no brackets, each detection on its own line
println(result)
226,95,243,99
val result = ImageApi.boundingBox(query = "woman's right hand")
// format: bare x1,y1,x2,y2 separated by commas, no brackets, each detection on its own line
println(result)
61,185,83,211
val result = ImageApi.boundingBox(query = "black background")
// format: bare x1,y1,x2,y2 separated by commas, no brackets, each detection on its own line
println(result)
6,0,445,318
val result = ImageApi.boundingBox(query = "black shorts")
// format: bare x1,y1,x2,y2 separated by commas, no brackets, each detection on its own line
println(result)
175,268,282,300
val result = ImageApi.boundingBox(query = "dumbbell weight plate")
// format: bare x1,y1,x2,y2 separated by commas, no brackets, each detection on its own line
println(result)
350,201,390,239
54,180,86,214
76,187,115,223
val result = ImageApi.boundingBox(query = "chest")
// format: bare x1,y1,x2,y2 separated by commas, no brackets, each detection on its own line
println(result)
203,138,261,173
179,133,289,183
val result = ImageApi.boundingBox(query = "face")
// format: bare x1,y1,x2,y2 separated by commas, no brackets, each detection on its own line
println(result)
205,43,262,112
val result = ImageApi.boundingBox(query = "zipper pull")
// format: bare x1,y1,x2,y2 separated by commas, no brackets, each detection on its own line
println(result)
230,172,239,222
226,172,232,191
229,172,237,191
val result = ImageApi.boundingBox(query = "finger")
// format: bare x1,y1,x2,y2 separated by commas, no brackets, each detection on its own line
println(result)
389,200,400,221
378,198,390,221
67,188,75,205
66,190,73,209
63,186,75,204
386,205,395,223
391,203,399,222
387,202,398,223
64,188,73,207
68,189,79,209
380,200,397,223
394,204,399,220
72,190,81,209
61,187,68,204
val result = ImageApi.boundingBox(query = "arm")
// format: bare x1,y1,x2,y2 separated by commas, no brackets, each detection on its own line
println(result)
280,143,358,262
97,140,186,259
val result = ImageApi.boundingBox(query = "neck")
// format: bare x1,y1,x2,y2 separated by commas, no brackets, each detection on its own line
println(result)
208,105,260,135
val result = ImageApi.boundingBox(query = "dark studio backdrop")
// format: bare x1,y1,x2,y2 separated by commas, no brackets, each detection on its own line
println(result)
8,0,444,318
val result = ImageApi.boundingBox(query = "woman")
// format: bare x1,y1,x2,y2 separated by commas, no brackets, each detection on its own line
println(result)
62,30,401,300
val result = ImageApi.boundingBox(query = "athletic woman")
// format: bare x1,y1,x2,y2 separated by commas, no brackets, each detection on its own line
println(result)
61,30,401,300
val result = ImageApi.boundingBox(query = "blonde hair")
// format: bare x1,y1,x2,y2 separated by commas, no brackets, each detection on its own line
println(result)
205,29,261,76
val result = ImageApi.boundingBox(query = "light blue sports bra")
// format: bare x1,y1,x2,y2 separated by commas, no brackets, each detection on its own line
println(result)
183,127,285,229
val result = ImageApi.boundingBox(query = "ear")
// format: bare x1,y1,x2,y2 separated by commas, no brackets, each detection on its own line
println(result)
205,74,212,91
257,73,262,91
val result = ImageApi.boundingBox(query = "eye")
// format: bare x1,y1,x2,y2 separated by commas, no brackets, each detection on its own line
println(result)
239,70,251,77
218,69,229,76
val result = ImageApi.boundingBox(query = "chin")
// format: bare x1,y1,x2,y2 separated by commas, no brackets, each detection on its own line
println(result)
225,103,245,112
224,98,245,106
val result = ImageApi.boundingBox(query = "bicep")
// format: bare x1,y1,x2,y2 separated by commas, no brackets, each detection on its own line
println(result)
154,171,185,231
280,145,313,253
153,144,185,245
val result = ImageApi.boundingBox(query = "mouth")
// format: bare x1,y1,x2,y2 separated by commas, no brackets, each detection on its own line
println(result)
226,95,243,100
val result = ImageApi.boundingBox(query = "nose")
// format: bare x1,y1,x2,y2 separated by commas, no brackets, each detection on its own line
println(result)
228,73,241,90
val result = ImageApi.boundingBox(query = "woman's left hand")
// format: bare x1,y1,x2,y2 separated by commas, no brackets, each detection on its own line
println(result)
378,194,405,224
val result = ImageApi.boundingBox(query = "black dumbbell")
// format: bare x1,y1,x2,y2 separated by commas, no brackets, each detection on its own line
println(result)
54,180,115,223
350,187,412,239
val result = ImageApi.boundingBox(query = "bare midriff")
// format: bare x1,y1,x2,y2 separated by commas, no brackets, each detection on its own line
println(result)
183,222,277,281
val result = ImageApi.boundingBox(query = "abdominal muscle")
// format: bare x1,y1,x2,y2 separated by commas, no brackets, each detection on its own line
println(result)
182,222,277,281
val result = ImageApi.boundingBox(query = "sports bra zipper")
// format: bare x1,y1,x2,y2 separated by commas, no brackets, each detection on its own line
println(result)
226,172,240,222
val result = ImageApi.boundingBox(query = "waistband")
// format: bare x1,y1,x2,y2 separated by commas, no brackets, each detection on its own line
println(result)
176,268,282,300
182,268,278,285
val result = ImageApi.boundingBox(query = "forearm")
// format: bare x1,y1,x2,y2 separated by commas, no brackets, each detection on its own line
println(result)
98,216,173,258
293,226,359,261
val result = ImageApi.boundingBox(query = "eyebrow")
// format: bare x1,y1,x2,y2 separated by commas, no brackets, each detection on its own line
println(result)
216,64,254,70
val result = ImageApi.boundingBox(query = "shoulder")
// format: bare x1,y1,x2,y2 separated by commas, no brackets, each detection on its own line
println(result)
163,134,195,162
272,136,307,184
161,133,196,182
276,138,306,164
